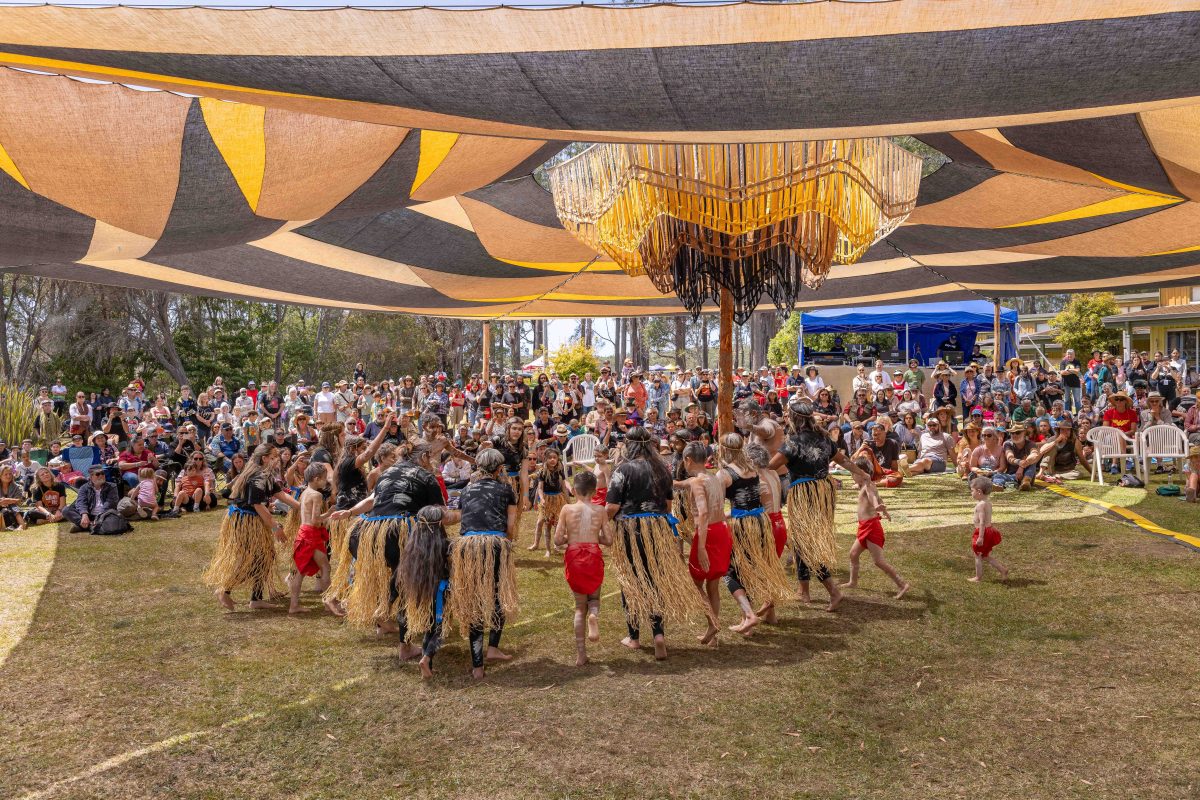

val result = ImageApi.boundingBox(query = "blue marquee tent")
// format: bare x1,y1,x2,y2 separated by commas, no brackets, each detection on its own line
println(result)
799,301,1019,366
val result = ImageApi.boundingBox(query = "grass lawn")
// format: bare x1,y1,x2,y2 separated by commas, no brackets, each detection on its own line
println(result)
1,476,1197,800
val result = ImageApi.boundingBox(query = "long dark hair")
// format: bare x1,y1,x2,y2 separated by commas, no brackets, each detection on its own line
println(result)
787,399,820,436
397,505,449,609
228,443,276,500
620,426,672,508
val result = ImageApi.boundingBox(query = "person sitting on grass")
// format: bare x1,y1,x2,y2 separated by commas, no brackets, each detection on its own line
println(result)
0,465,27,530
1002,425,1038,491
173,454,219,513
907,414,955,475
955,424,982,479
24,467,68,527
64,465,120,533
968,426,1007,489
1034,418,1083,484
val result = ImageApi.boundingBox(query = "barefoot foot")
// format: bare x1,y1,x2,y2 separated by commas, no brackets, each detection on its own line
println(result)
586,614,600,642
471,667,485,680
653,635,668,661
894,582,911,600
485,646,513,663
248,599,277,610
575,651,588,667
216,590,236,611
999,566,1010,580
323,598,346,617
839,581,857,589
288,604,309,615
376,620,400,636
968,576,982,583
419,656,434,679
699,625,719,645
398,643,422,662
826,590,844,613
620,636,641,650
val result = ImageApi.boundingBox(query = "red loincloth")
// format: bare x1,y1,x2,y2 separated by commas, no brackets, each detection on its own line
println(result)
591,487,608,506
972,526,1002,558
689,521,733,581
768,510,787,557
436,473,449,503
293,524,330,577
856,515,886,548
564,542,605,595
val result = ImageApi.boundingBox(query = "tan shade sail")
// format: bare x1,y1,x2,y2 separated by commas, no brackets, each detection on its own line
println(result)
0,2,1198,316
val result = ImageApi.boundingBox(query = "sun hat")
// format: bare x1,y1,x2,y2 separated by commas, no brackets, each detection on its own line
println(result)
553,424,569,435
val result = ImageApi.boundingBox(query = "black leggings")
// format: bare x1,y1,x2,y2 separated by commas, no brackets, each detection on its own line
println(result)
795,554,830,583
725,561,746,597
468,542,505,669
620,529,664,642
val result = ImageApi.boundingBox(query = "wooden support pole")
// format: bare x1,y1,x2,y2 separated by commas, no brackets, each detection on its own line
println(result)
482,321,492,377
718,287,735,436
992,299,1001,365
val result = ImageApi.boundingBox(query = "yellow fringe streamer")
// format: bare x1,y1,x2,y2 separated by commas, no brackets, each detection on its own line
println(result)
610,515,710,630
341,517,411,631
728,512,793,605
786,478,839,570
449,534,518,634
538,492,567,526
202,511,282,597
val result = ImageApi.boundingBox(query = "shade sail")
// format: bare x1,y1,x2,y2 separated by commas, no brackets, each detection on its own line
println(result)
1,2,1198,141
0,2,1199,318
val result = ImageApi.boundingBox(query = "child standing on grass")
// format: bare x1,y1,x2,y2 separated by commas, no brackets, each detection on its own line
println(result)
590,446,612,506
840,457,910,599
288,463,345,616
969,477,1008,582
554,471,613,666
679,441,731,647
135,466,160,520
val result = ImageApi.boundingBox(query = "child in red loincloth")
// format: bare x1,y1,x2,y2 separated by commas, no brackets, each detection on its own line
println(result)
969,477,1008,583
679,441,732,646
590,446,612,506
553,471,612,666
840,457,910,599
288,463,346,616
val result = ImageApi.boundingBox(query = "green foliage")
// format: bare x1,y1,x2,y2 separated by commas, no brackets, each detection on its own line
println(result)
0,381,39,446
549,339,600,378
767,312,802,366
1050,293,1121,356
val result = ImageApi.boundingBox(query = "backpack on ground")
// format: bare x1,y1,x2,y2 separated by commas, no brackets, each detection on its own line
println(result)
92,508,132,535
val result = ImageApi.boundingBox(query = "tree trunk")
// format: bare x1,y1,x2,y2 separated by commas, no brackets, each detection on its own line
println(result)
699,315,710,369
673,316,687,369
583,318,593,348
629,317,641,367
509,321,521,372
615,318,625,366
273,303,285,384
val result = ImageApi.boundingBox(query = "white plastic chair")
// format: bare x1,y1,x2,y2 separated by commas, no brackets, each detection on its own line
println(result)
1137,425,1189,484
562,433,600,470
1086,426,1138,485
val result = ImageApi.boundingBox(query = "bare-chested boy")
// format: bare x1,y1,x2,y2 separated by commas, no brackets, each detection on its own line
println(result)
554,471,613,666
747,443,786,624
289,463,346,616
840,457,910,599
678,441,732,645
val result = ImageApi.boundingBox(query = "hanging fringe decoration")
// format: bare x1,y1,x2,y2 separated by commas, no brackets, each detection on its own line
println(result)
548,139,921,320
786,478,840,570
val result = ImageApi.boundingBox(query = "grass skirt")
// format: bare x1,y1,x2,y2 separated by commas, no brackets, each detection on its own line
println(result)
450,534,518,634
729,512,793,604
341,516,412,631
404,580,450,640
322,515,356,603
786,478,839,570
202,509,282,596
611,515,710,630
672,490,695,541
274,506,302,587
538,492,567,526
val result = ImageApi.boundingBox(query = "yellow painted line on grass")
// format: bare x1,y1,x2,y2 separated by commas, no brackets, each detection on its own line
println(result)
1040,483,1200,550
16,591,617,800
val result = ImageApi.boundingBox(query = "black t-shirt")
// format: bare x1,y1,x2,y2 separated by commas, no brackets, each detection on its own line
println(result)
491,437,525,473
459,478,516,533
1003,439,1032,473
868,437,901,469
779,430,836,482
336,458,368,510
1059,359,1082,388
260,393,283,416
232,473,279,511
606,459,672,516
1156,373,1178,402
536,468,565,494
372,462,443,517
309,447,333,465
32,481,68,512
